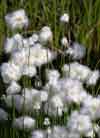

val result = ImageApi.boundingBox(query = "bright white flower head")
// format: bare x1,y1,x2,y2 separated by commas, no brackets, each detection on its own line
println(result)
1,62,22,84
44,79,61,95
66,42,86,59
68,132,80,138
34,43,42,49
23,38,29,48
40,90,48,102
30,33,39,43
12,116,35,131
43,117,50,126
48,126,68,138
45,95,64,116
66,88,87,104
81,96,100,120
67,111,93,137
11,48,27,66
46,69,60,82
0,108,8,121
26,47,56,66
87,70,100,85
31,130,46,138
9,42,56,68
22,88,40,111
22,64,37,77
62,62,91,82
61,37,68,47
13,33,23,47
4,37,15,53
28,37,35,46
21,88,47,111
5,9,29,30
39,26,53,44
6,81,21,95
4,94,24,113
59,78,87,104
60,13,69,23
4,34,24,53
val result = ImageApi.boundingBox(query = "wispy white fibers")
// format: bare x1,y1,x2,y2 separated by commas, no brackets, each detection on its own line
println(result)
4,95,24,113
46,69,60,82
60,13,69,23
43,117,50,126
62,62,92,82
66,42,86,60
6,81,21,95
4,34,24,53
29,33,39,46
62,62,100,86
44,69,61,94
45,95,64,116
22,64,37,77
59,78,87,104
25,46,56,66
39,26,53,45
12,116,35,131
86,70,100,85
39,90,48,102
5,9,29,30
48,126,68,138
1,62,22,84
61,37,68,47
11,48,27,66
44,76,87,106
21,88,48,112
44,79,61,95
67,111,93,137
67,132,80,138
4,37,15,53
80,95,100,120
31,130,46,138
4,33,38,53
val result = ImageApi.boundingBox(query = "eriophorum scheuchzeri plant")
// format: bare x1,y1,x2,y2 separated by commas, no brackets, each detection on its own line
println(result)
0,9,100,138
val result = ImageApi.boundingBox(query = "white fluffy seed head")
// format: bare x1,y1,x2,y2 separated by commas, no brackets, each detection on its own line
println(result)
61,37,68,47
43,117,50,126
87,70,100,86
1,62,22,84
81,96,100,120
60,13,69,23
62,62,91,82
40,90,48,102
6,81,21,95
5,9,29,30
66,42,86,60
31,130,46,138
4,37,15,53
31,33,39,43
39,26,53,44
67,111,93,136
45,95,64,116
22,65,37,77
49,126,68,138
12,116,35,131
46,69,60,82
